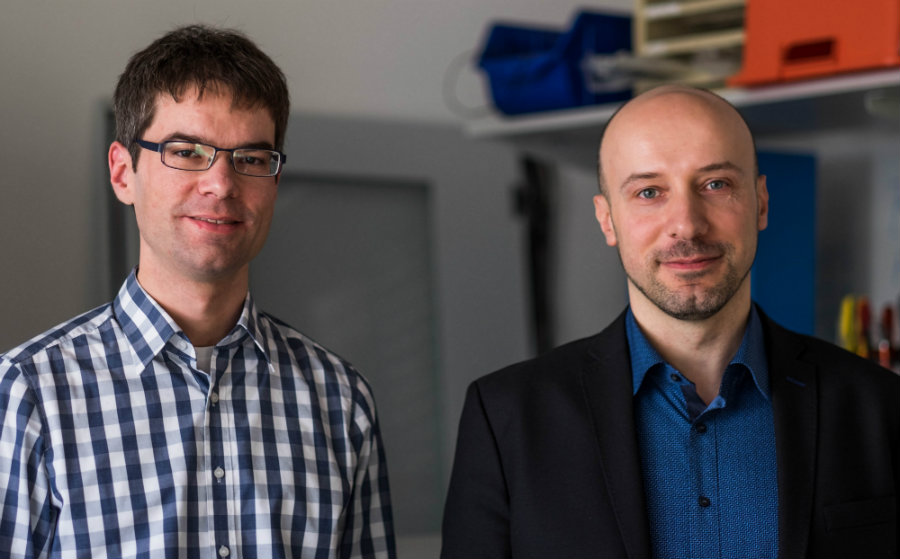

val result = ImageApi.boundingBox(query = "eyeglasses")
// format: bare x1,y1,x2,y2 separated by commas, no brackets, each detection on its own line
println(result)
135,139,286,177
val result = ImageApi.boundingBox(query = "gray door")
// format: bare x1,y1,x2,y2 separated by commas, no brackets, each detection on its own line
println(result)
250,171,442,533
249,114,530,553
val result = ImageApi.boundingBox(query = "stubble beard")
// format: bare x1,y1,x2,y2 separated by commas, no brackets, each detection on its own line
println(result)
621,239,753,321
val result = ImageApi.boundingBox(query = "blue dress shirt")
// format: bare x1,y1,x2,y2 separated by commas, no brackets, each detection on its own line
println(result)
627,306,778,558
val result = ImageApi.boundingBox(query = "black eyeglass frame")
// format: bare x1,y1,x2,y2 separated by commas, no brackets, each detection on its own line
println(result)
135,139,287,177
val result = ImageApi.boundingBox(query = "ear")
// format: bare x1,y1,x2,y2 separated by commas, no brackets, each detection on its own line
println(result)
755,174,769,231
109,141,136,205
593,194,618,247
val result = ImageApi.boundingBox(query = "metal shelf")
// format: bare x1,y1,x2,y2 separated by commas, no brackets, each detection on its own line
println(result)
465,68,900,140
644,0,746,20
642,28,744,56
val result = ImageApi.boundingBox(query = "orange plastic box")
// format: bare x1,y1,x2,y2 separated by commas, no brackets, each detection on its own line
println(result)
729,0,900,86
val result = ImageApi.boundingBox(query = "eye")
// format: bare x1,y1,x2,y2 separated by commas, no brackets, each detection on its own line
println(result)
165,143,206,159
172,149,201,159
636,188,659,200
238,155,262,165
235,150,273,168
706,179,727,191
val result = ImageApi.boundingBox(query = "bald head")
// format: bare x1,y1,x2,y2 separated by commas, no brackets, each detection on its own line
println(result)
591,84,769,323
597,85,757,196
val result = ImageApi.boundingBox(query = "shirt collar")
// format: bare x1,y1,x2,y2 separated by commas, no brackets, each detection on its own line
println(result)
626,305,770,400
112,268,273,368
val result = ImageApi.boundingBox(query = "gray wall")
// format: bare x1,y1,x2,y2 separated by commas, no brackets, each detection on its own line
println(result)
0,0,631,350
0,4,630,553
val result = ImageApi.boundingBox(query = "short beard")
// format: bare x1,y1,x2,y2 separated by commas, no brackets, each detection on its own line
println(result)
622,240,752,321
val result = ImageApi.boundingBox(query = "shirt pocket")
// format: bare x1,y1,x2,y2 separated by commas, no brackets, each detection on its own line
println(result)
823,495,896,531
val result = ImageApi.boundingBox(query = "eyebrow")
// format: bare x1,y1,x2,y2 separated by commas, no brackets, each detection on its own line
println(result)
697,161,745,175
163,132,275,150
618,161,746,191
619,172,662,192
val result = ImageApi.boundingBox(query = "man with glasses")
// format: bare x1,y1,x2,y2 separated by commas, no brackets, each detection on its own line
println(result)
0,25,394,559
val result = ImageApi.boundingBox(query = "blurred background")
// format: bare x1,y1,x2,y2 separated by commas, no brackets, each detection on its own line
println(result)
1,1,898,555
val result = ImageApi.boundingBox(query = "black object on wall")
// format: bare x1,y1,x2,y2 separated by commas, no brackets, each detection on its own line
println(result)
514,156,555,355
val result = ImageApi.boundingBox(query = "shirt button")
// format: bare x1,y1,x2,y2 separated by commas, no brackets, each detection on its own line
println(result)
218,545,230,558
214,467,225,480
210,392,219,404
695,423,708,434
699,496,711,507
670,373,681,382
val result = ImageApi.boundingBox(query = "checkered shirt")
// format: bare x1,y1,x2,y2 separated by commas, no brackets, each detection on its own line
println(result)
0,271,395,558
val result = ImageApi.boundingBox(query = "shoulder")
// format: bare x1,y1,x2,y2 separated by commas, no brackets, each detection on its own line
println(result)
802,332,898,392
256,311,359,375
1,304,113,371
473,310,629,405
761,310,900,398
255,311,377,404
1,304,113,423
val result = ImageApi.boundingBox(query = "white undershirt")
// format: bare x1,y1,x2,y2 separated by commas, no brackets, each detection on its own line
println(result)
194,346,214,374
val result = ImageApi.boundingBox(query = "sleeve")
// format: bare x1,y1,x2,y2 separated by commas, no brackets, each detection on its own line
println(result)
441,381,511,559
340,374,396,559
0,361,54,559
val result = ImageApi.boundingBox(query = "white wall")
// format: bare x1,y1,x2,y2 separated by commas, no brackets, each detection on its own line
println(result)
0,0,632,350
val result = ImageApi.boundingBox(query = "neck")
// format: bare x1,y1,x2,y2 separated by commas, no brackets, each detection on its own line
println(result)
629,280,752,404
135,266,248,347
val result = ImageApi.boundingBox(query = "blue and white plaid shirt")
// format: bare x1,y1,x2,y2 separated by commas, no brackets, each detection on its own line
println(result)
0,270,395,559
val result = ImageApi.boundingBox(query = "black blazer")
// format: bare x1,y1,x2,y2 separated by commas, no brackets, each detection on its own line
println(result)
441,308,899,558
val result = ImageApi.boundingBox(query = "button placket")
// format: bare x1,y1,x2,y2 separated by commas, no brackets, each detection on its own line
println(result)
207,358,232,554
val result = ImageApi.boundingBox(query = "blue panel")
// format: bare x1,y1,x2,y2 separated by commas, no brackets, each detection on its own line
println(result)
752,152,817,335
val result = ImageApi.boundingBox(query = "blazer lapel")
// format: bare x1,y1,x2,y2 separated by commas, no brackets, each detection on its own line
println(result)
763,312,818,559
580,313,651,559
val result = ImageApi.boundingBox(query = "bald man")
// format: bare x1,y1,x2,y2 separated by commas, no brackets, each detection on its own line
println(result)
441,86,899,558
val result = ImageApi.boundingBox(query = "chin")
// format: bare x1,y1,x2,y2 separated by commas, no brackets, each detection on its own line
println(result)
631,274,741,321
658,301,727,321
186,261,249,283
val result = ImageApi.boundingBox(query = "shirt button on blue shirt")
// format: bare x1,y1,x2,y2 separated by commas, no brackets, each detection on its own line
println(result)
627,307,778,558
218,545,230,557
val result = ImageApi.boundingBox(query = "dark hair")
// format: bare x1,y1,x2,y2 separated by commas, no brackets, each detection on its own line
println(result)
113,24,290,167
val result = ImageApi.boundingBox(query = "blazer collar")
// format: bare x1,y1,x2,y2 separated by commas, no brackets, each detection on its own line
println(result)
759,308,818,559
579,307,819,559
581,310,652,559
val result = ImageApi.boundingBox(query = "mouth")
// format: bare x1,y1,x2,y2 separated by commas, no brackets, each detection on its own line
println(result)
665,255,718,264
660,255,721,272
190,216,240,225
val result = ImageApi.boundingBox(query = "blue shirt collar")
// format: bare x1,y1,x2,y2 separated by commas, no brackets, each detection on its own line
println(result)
626,305,770,400
113,268,273,368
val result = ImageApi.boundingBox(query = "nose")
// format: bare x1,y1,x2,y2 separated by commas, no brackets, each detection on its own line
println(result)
197,151,239,199
666,191,709,240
